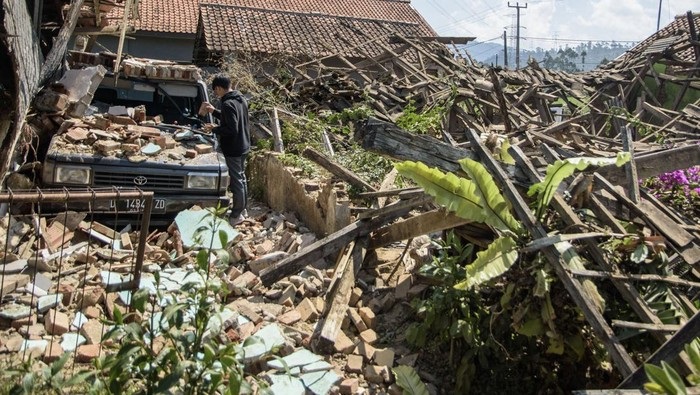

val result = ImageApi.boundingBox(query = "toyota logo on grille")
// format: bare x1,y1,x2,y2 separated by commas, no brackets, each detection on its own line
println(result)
134,176,148,185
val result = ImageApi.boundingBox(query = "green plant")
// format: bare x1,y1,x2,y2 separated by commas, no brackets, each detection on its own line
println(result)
405,231,486,392
392,365,429,395
644,338,700,394
93,209,250,394
397,157,630,392
395,101,446,137
0,353,94,394
527,153,630,220
395,158,522,291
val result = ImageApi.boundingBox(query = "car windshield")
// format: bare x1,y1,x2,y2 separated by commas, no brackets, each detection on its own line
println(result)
91,76,206,126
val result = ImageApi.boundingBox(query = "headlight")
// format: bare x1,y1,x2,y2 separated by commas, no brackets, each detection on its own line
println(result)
186,173,218,190
54,165,91,185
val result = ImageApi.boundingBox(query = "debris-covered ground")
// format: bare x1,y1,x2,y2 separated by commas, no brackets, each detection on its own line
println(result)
0,199,444,394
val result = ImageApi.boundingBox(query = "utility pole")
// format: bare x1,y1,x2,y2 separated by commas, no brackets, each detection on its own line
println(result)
508,2,527,70
503,30,508,68
656,0,662,30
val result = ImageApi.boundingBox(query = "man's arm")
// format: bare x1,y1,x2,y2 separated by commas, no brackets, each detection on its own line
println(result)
213,101,240,136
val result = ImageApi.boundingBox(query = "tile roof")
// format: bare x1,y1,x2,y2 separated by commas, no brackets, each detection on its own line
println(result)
198,1,436,58
206,0,434,28
104,0,201,34
608,12,700,68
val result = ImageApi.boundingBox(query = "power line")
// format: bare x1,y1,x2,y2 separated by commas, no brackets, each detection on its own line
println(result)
520,36,638,44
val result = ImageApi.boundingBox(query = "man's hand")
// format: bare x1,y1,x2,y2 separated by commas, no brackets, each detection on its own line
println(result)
198,102,215,116
201,123,215,134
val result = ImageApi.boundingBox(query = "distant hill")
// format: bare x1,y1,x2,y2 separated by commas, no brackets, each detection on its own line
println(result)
463,41,635,72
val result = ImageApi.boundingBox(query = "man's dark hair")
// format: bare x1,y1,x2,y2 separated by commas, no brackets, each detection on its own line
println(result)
212,74,231,90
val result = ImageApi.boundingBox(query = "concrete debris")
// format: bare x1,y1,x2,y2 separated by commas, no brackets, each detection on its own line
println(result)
0,195,438,394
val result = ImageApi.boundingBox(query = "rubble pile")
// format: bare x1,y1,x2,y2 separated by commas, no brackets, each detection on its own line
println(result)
0,203,440,393
52,117,216,164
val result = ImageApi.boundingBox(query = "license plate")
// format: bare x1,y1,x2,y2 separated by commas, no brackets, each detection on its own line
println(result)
109,198,166,213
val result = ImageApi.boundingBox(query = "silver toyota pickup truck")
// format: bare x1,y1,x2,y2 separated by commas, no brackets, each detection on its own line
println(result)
41,52,230,217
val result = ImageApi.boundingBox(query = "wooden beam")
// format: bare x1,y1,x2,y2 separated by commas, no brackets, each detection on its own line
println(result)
258,196,429,286
313,238,367,354
369,208,472,248
303,147,376,192
596,144,700,185
357,118,477,175
40,0,85,86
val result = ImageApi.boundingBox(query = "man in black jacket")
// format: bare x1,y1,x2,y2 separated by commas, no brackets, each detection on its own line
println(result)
199,75,251,225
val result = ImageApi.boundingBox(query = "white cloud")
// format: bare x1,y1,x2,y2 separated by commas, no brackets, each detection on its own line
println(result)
411,0,699,49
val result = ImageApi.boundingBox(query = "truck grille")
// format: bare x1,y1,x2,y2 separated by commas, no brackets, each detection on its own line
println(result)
94,171,184,190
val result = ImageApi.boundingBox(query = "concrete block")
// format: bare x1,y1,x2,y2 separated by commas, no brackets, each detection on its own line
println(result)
374,347,395,367
346,354,363,373
359,329,378,344
347,307,367,332
358,307,376,329
296,298,318,322
334,329,355,354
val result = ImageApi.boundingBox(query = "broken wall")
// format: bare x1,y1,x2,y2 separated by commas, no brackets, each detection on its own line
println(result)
249,152,351,237
0,0,43,180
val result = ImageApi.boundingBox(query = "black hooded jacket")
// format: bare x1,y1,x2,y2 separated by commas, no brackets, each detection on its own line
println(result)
212,90,250,157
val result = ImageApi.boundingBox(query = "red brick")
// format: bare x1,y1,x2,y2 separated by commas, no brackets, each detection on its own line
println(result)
44,309,70,336
76,344,101,362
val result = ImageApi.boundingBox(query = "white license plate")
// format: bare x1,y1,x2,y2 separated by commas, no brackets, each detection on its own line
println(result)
109,198,166,213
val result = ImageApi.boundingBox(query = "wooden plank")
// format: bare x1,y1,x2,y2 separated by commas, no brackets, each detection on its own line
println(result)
489,69,512,134
259,196,428,286
596,144,700,187
570,268,700,288
611,320,681,333
357,187,421,199
468,129,637,376
302,147,376,192
595,175,695,248
620,125,641,203
618,311,700,389
369,208,471,248
314,238,367,353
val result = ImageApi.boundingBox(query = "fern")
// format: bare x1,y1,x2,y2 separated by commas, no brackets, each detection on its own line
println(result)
394,161,487,223
527,152,630,220
454,236,518,290
459,158,522,234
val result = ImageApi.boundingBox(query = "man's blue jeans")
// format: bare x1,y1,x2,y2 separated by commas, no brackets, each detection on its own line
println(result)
225,154,247,218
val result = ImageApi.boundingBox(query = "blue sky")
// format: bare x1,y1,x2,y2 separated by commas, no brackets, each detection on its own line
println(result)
410,0,698,49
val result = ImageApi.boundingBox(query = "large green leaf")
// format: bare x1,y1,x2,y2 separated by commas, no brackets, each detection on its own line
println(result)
455,236,518,290
644,362,687,395
528,152,630,220
459,158,522,233
392,365,429,395
395,161,487,223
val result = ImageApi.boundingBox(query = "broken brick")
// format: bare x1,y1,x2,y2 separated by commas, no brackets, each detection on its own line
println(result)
194,144,212,154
